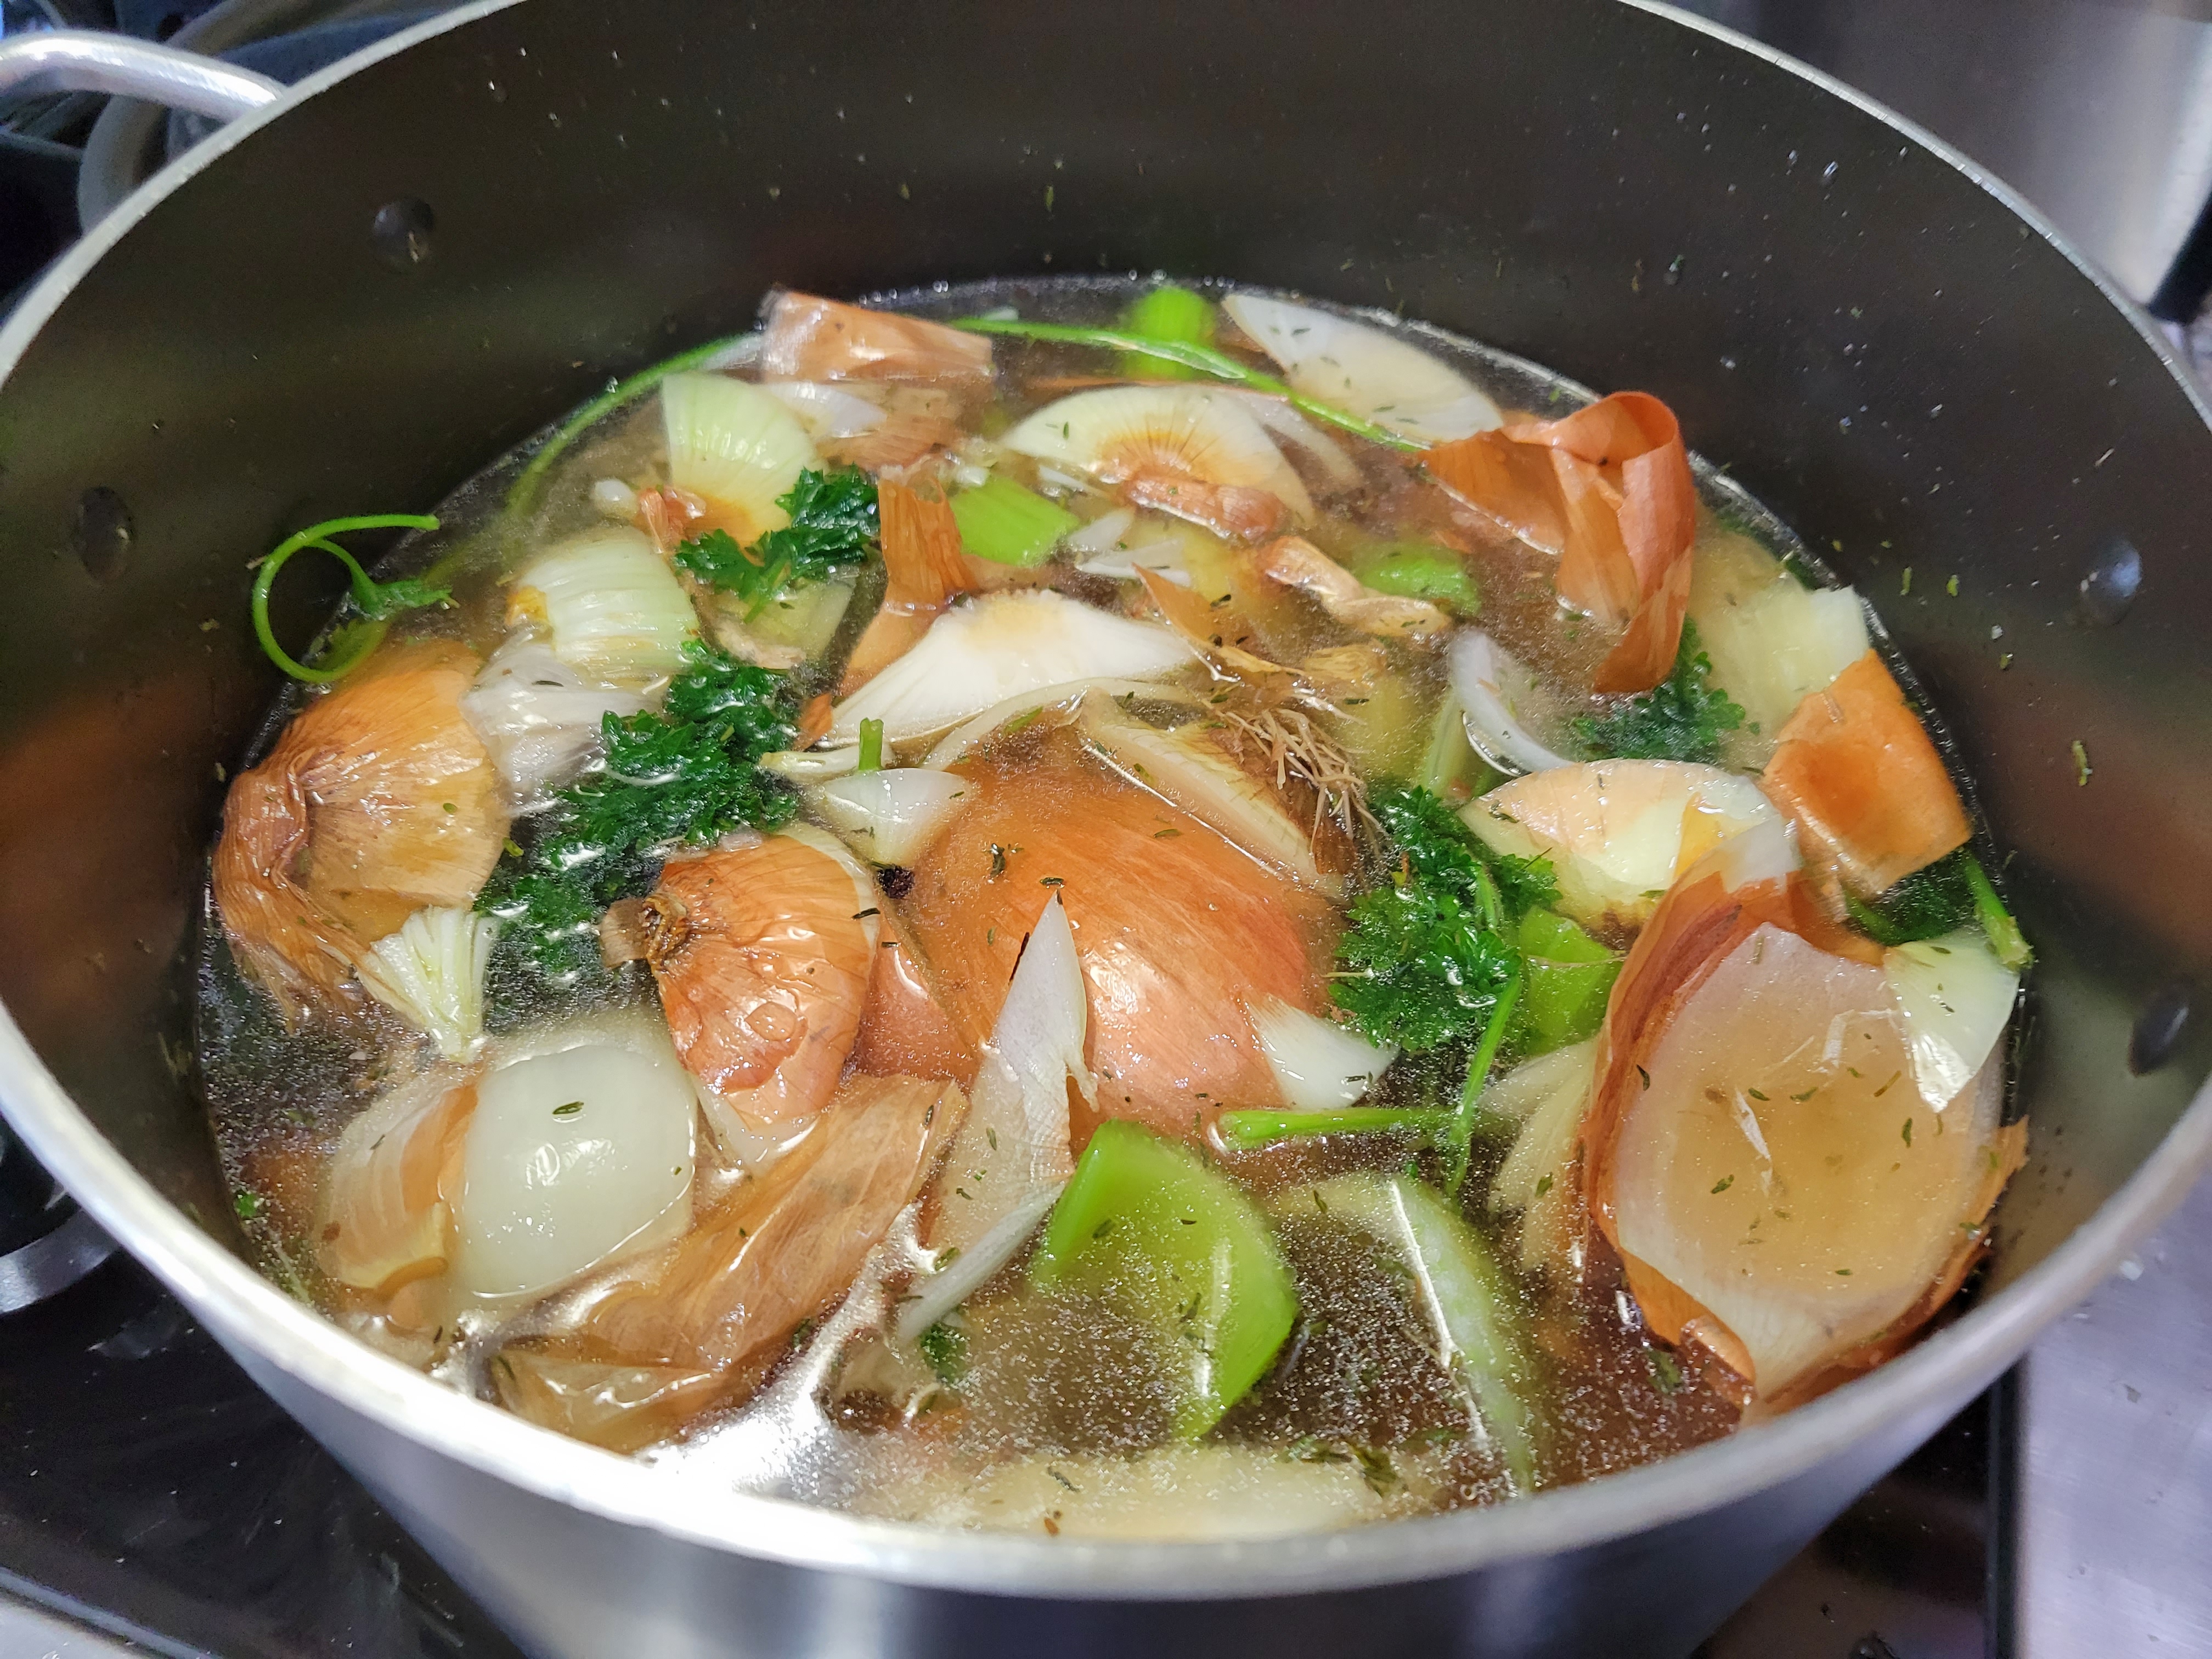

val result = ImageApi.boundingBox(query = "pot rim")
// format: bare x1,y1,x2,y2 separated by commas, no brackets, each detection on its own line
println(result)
2,0,2209,1602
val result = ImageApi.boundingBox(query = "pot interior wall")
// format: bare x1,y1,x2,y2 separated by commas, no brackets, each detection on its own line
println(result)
0,0,2206,1310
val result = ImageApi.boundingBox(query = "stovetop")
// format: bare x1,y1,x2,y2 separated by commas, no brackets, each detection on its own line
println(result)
1,2,2209,1655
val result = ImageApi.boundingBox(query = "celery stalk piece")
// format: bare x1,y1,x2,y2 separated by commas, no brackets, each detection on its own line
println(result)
1119,285,1216,380
1513,909,1622,1055
1962,850,2034,970
1030,1120,1298,1437
1290,1172,1538,1492
1349,540,1480,616
949,475,1082,567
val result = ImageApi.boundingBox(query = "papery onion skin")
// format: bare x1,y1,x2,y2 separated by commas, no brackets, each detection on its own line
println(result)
851,905,978,1087
1256,535,1451,642
1761,650,1972,899
644,834,876,1120
583,1072,966,1375
902,747,1334,1139
761,290,994,383
1581,848,2023,1407
1425,392,1697,695
215,641,507,1024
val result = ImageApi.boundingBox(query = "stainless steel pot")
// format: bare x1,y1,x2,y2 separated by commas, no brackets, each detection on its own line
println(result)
1,4,2208,1655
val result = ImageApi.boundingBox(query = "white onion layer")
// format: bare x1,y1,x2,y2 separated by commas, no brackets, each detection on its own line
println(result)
1249,998,1396,1110
1884,928,2019,1111
809,768,974,866
460,637,651,805
510,527,696,686
1447,630,1576,777
1221,294,1504,444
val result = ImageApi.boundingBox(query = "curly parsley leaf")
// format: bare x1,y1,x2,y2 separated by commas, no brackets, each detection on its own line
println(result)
1335,883,1518,1054
478,641,800,977
1572,619,1746,765
1367,783,1558,924
674,466,879,620
1334,785,1545,1053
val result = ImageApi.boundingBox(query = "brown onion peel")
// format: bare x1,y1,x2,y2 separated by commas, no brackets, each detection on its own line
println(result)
1423,391,1697,693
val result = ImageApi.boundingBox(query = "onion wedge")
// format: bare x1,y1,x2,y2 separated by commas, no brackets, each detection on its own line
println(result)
1425,392,1697,694
828,590,1194,744
659,373,819,542
215,641,506,1023
1581,830,2025,1408
808,768,973,867
1446,630,1575,778
1248,997,1396,1110
1221,295,1504,444
1004,386,1314,523
1464,760,1781,933
509,527,697,686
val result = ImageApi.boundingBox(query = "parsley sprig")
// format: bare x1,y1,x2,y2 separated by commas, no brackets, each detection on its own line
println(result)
674,467,879,620
249,514,445,683
1330,786,1559,1194
1573,619,1746,765
478,641,800,977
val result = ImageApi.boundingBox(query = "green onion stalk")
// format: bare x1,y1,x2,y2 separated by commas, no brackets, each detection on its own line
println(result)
948,317,1425,453
250,515,443,683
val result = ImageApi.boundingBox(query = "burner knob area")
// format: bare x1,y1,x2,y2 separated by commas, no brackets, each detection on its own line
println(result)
0,1119,115,1312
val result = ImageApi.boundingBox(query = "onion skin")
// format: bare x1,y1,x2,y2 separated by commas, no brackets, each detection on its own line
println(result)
214,641,506,1024
1581,860,2022,1407
851,905,979,1087
1123,467,1288,544
1424,392,1697,695
902,748,1333,1140
761,291,992,383
1761,650,1972,899
1256,535,1451,642
583,1072,966,1375
644,836,875,1119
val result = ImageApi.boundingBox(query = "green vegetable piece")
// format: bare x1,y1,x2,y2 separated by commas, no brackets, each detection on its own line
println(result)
1118,285,1216,380
478,641,799,977
857,717,885,774
1417,690,1506,807
1513,909,1622,1055
1350,541,1480,616
950,314,1424,453
917,1320,969,1386
1286,1172,1538,1492
249,515,445,683
1029,1120,1298,1438
949,474,1081,567
1962,850,2033,969
1842,852,1974,947
1214,1107,1449,1150
1572,619,1746,765
507,331,752,515
675,466,878,620
1443,968,1522,1198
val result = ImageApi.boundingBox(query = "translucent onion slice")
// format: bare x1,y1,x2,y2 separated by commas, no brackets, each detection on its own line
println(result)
1583,837,2021,1409
1465,759,1780,933
1446,630,1576,777
1222,389,1364,489
1076,690,1329,889
316,1064,475,1294
509,527,697,686
829,590,1195,744
761,746,862,785
1689,541,1870,768
583,1073,967,1374
1248,997,1396,1110
659,371,818,540
762,379,888,442
460,636,651,804
905,893,1093,1340
1884,928,2019,1111
1003,386,1314,521
808,768,974,866
921,676,1207,768
357,906,501,1060
452,1029,697,1300
851,1441,1427,1537
1486,1039,1598,1276
1221,294,1503,444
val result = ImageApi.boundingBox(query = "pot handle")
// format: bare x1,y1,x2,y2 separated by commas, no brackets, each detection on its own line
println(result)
0,30,282,124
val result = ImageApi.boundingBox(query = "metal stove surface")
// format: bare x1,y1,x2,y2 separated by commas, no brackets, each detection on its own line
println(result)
2,3,2209,1655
